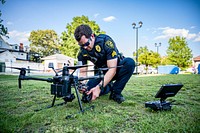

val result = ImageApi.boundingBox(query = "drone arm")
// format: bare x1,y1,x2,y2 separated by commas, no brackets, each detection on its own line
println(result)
78,76,100,81
20,76,53,83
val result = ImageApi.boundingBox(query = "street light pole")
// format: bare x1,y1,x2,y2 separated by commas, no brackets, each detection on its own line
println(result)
136,28,138,74
132,21,143,75
155,42,161,54
155,42,161,74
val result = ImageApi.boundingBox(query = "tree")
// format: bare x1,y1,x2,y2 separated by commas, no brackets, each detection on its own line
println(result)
133,46,161,72
28,30,60,57
60,15,105,58
160,56,171,65
0,0,8,38
167,36,192,69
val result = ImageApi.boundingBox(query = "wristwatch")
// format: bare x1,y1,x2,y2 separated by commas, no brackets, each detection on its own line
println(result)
98,83,103,89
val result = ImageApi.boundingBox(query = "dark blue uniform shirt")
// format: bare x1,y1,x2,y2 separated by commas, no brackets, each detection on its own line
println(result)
78,34,120,68
77,34,135,97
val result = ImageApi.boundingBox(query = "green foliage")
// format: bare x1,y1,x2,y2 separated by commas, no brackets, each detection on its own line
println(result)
28,30,60,57
60,15,105,58
0,0,8,38
134,46,161,68
161,56,171,65
167,36,193,69
0,74,199,132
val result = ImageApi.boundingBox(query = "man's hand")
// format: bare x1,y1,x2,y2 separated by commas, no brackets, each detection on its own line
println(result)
86,85,101,100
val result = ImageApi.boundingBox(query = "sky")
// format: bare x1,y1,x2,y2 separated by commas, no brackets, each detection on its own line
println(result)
1,0,200,58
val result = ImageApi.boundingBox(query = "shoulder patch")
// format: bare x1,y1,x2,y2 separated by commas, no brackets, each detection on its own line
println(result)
105,40,114,49
112,51,117,57
95,45,101,52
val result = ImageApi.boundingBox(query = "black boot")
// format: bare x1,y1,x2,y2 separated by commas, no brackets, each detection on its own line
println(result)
109,91,125,104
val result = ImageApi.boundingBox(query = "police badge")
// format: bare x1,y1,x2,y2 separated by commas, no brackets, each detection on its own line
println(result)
95,45,101,52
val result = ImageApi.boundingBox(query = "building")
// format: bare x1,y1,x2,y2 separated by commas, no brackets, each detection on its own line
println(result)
0,36,42,73
193,55,200,67
0,36,29,63
0,36,77,73
41,54,76,72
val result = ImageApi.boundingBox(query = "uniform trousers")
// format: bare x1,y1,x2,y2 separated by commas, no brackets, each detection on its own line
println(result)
86,57,135,96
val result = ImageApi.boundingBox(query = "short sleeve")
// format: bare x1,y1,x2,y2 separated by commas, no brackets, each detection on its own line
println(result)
104,36,118,60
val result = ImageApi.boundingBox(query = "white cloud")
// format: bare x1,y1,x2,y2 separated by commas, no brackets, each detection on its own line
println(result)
8,30,30,45
187,33,196,40
154,27,197,41
194,32,200,42
103,16,116,22
94,13,100,18
194,36,200,42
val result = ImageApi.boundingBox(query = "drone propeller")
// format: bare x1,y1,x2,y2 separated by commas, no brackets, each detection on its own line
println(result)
7,67,43,89
6,67,42,72
66,64,93,70
81,65,123,73
57,65,94,73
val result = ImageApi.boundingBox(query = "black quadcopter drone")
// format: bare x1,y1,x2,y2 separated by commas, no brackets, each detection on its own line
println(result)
8,63,121,118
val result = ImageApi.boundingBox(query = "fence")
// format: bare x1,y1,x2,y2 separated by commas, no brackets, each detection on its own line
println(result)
4,61,45,73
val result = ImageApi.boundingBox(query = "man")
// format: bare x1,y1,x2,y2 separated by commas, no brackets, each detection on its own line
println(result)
74,24,135,104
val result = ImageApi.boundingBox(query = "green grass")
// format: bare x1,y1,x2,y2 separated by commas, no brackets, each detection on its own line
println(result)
0,74,200,132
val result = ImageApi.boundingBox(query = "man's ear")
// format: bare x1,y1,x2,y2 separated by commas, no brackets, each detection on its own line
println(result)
90,34,95,41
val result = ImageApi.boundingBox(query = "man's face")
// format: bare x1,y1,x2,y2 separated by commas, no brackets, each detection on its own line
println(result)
78,35,94,51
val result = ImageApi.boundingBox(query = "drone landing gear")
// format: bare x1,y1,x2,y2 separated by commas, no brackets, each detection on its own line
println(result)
34,94,75,112
65,105,95,119
65,82,95,119
35,84,95,118
34,98,66,112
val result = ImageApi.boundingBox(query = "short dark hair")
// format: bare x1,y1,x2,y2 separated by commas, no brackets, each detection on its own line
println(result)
74,24,92,41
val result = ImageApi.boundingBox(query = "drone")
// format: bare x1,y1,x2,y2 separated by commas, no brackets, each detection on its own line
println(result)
7,63,121,118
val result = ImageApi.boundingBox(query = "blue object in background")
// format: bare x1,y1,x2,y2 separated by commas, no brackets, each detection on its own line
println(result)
158,65,179,74
170,66,179,74
198,64,200,74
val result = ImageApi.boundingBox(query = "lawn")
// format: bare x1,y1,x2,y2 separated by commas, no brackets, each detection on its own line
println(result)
0,74,200,132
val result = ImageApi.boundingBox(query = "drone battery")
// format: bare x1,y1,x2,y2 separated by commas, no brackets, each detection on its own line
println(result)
51,84,67,97
145,101,171,111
